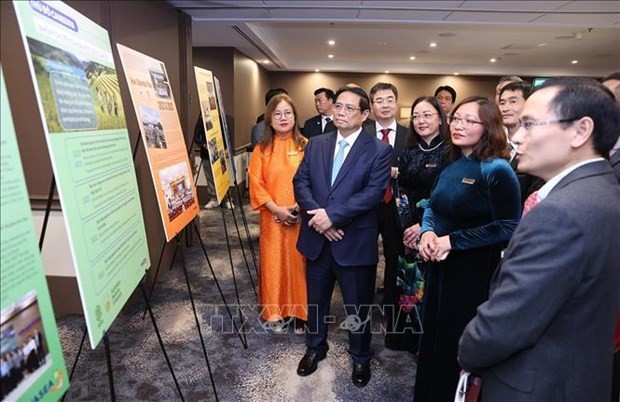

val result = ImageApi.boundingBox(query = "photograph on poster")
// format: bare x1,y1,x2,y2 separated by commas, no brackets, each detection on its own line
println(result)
219,150,227,174
148,66,171,99
207,137,219,165
26,37,125,134
139,105,167,149
159,162,197,222
206,81,217,110
0,291,51,401
200,101,214,131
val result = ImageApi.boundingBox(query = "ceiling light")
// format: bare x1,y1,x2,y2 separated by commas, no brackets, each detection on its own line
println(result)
490,58,497,63
453,72,460,76
315,69,320,72
327,40,335,46
429,42,437,48
571,60,578,64
262,60,270,64
538,43,547,48
409,56,416,60
328,54,334,58
385,70,390,74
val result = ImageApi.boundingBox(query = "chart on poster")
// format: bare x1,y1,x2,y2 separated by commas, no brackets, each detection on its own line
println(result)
117,44,199,240
1,66,70,402
12,0,150,349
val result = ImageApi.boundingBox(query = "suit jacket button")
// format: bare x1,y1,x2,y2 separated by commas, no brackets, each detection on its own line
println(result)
328,196,334,201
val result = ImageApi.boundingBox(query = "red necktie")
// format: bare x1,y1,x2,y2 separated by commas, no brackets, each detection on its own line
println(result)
380,128,393,204
522,191,539,217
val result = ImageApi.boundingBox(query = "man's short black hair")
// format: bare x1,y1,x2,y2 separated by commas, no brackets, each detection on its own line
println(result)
434,85,457,102
314,87,335,101
499,81,533,100
369,82,398,101
334,86,371,112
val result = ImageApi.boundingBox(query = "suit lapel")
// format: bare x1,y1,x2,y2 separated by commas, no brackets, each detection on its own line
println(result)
331,132,372,189
323,132,337,186
549,160,613,196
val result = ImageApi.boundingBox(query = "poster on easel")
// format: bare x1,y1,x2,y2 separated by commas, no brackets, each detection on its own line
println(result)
117,44,199,240
1,66,70,402
12,0,151,349
194,67,231,203
213,76,236,184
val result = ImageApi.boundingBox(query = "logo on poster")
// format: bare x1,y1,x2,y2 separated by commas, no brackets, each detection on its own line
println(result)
29,0,78,32
30,370,65,402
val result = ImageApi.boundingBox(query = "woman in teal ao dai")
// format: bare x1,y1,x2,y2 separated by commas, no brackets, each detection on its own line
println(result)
413,96,521,402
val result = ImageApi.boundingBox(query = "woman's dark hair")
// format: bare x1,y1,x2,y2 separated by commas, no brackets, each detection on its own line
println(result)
406,96,448,147
260,94,306,152
445,96,509,162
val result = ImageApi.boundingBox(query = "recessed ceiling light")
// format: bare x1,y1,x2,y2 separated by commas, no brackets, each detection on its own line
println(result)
327,40,335,46
328,54,334,58
409,56,416,60
538,43,547,48
429,42,437,48
571,60,578,64
315,69,320,72
454,72,460,76
385,70,390,74
490,58,497,63
262,60,270,64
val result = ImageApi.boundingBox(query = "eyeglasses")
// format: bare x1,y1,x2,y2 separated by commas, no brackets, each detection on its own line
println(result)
520,117,579,131
273,110,294,120
448,115,484,127
333,103,361,115
411,112,439,122
373,97,396,105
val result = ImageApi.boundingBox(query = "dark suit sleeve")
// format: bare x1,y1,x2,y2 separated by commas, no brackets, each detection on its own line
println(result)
458,204,584,372
293,139,321,212
325,144,392,227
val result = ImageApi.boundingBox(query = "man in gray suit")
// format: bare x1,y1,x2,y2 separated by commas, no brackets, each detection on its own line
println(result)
458,77,620,401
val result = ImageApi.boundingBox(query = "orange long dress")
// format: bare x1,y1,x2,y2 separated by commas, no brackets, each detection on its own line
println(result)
248,134,307,321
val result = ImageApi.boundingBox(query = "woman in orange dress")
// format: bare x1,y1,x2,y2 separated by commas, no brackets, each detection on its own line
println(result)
248,94,308,333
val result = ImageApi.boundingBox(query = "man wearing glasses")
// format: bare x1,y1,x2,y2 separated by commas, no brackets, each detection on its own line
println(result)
459,77,620,402
293,86,392,388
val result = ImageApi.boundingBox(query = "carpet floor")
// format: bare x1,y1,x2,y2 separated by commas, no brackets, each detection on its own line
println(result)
56,199,416,401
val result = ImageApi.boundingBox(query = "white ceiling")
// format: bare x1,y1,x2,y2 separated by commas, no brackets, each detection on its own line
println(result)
169,0,620,77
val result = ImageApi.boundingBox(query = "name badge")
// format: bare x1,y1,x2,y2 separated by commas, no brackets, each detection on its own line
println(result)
425,163,437,168
462,177,476,185
287,151,299,156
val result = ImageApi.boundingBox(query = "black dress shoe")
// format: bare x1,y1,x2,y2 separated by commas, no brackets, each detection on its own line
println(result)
351,362,371,387
296,350,327,377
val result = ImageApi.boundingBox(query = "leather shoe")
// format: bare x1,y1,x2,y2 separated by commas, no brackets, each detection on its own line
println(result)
296,350,326,377
351,362,371,387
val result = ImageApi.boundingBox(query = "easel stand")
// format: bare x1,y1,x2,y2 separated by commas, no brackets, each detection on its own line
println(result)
37,177,183,398
194,157,258,295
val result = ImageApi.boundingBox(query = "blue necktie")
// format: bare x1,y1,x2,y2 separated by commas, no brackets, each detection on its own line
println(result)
331,139,349,185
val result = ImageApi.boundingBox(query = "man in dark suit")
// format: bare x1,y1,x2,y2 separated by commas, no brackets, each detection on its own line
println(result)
459,77,620,402
293,86,392,387
363,83,407,317
302,87,335,138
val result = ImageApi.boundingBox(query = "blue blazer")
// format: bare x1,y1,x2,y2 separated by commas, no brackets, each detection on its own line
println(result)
293,129,392,266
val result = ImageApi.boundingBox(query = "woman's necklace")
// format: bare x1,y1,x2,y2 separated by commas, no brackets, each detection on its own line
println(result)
418,140,443,152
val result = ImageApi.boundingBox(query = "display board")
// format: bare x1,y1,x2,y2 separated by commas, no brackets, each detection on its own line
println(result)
213,76,236,184
12,0,151,349
194,67,230,203
1,66,70,402
117,44,199,240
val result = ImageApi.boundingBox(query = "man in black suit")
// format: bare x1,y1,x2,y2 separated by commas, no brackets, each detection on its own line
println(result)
364,83,408,338
499,81,544,204
302,87,335,138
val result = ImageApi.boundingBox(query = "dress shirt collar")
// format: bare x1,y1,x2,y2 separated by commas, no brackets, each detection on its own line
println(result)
538,158,605,201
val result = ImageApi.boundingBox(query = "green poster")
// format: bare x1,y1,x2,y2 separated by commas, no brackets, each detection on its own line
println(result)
1,67,70,402
12,0,150,348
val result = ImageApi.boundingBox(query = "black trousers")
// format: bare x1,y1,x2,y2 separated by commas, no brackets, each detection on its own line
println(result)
378,198,404,305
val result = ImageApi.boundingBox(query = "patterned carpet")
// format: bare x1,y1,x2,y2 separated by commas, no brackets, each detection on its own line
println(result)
56,198,416,401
